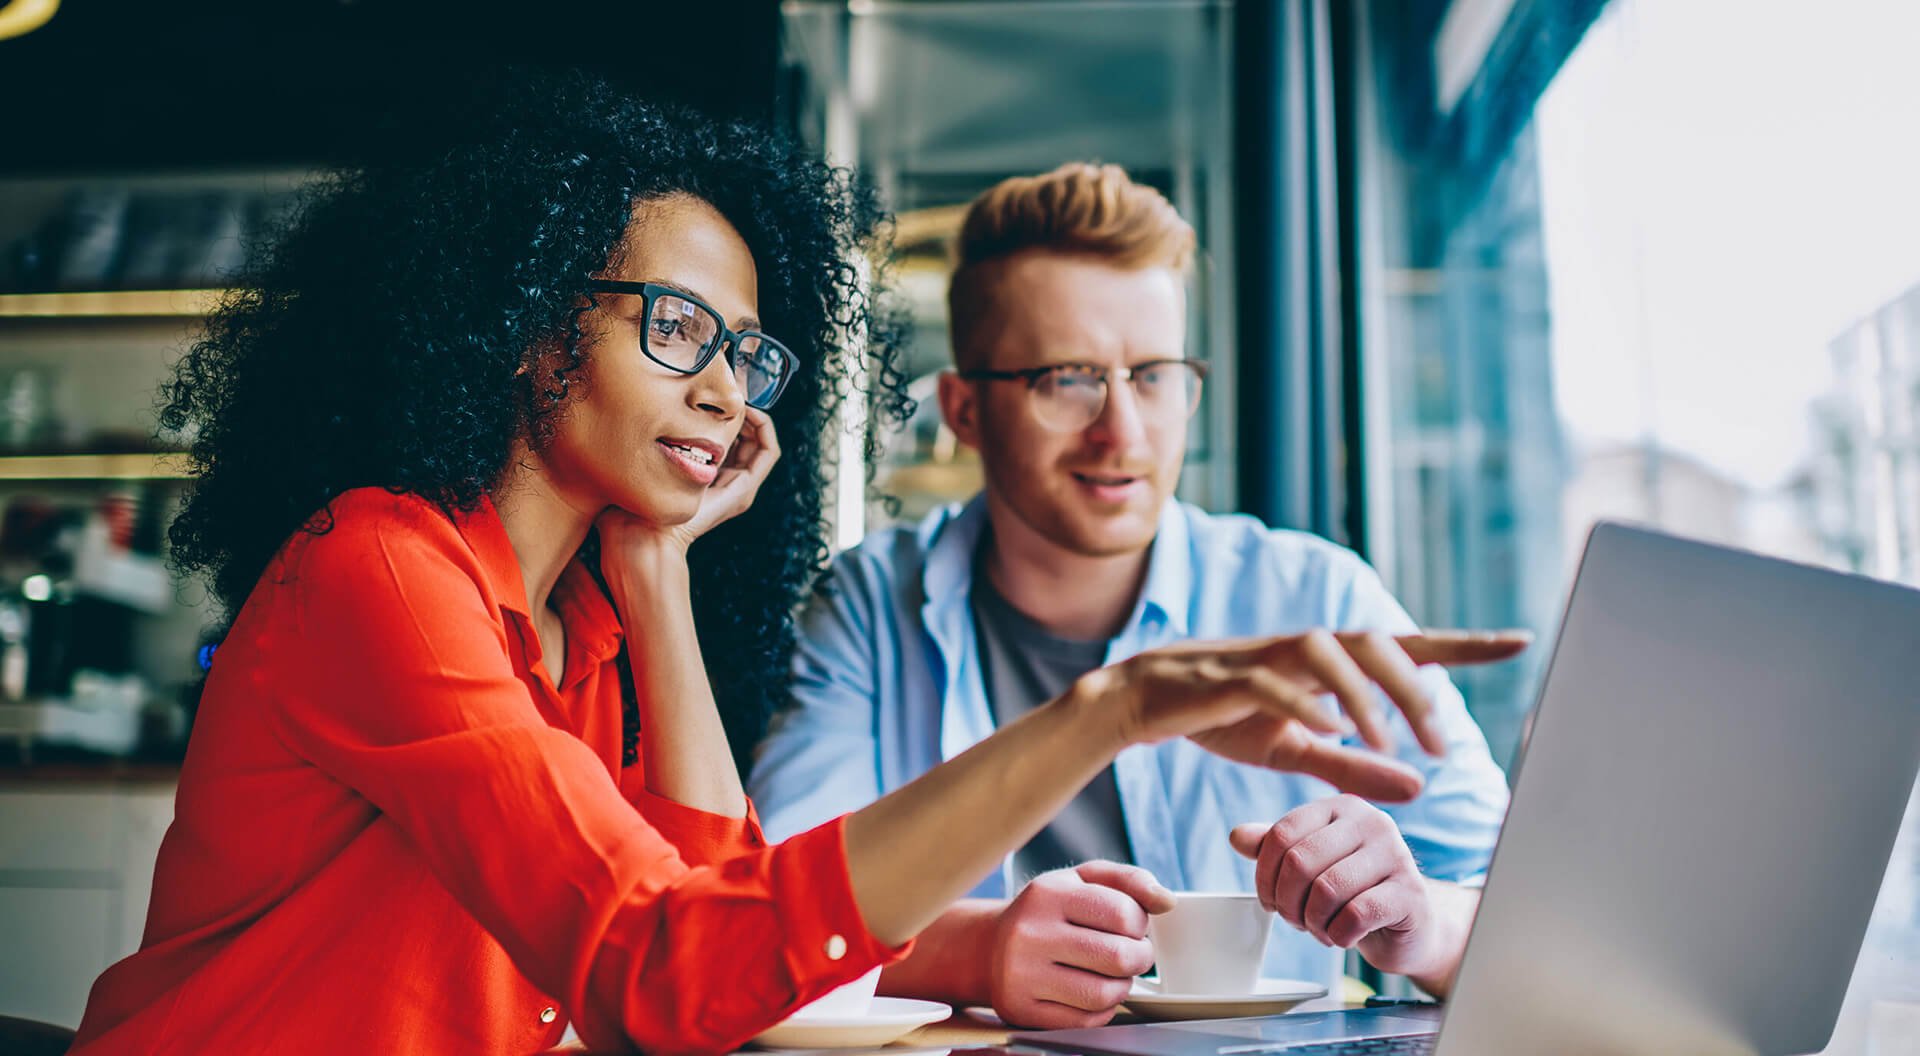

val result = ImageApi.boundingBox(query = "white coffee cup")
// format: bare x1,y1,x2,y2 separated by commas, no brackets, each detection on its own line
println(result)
1146,892,1273,995
791,966,882,1020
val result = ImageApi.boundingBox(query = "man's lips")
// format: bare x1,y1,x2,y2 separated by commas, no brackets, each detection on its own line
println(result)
1070,470,1148,487
1069,470,1153,504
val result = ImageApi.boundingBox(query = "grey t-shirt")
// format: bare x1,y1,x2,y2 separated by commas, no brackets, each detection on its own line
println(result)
971,564,1135,883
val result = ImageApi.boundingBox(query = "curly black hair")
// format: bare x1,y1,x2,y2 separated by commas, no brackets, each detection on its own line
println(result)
161,70,912,774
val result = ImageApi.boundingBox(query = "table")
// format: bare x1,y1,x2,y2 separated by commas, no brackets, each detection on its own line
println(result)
539,1009,1023,1055
540,996,1359,1054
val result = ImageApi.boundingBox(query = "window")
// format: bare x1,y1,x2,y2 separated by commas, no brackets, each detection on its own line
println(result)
1358,0,1920,1044
780,1,1236,542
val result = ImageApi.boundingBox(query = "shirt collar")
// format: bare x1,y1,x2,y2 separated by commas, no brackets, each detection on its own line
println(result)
453,496,624,674
921,493,1194,639
1136,497,1193,637
454,495,533,619
921,496,991,612
551,562,625,676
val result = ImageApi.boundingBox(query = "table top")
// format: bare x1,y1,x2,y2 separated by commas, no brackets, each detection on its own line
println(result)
539,996,1362,1055
538,1009,1017,1056
536,1012,1008,1056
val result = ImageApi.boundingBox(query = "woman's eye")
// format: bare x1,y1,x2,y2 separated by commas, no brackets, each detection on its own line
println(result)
650,318,682,339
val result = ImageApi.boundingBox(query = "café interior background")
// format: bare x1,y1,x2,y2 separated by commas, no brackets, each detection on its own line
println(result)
0,0,1916,1048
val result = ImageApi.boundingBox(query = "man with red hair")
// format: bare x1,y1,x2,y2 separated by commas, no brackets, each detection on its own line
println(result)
751,163,1509,1028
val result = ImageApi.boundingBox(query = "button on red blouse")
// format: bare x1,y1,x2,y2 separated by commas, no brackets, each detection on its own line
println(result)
68,488,906,1055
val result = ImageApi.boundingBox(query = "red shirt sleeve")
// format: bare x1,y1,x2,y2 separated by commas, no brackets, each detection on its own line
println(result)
265,508,907,1054
621,769,770,865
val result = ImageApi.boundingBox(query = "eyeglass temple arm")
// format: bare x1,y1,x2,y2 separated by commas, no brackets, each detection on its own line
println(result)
957,367,1053,384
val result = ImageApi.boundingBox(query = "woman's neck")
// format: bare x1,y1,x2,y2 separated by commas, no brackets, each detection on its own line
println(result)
979,498,1153,643
491,448,597,615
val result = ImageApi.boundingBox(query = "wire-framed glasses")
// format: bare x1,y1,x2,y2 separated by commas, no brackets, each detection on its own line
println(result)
958,360,1208,432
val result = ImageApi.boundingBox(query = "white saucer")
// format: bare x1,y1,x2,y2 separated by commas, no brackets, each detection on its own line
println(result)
751,997,952,1049
1124,977,1328,1021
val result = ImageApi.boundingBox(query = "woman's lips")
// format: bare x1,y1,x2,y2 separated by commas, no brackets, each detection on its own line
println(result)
658,438,721,486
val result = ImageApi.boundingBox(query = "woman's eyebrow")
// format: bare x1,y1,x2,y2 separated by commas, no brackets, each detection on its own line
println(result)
640,277,762,331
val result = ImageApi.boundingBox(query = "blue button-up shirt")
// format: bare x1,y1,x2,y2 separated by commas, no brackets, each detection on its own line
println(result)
748,496,1509,990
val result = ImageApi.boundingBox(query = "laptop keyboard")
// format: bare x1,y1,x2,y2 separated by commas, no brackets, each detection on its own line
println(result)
1219,1035,1437,1055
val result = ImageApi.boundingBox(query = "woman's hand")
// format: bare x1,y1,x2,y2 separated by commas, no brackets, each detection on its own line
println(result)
594,410,778,820
1077,630,1530,801
598,408,781,571
682,407,781,540
842,628,1527,946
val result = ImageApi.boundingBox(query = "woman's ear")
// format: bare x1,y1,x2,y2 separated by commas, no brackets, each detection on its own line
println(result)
936,369,982,451
518,337,581,415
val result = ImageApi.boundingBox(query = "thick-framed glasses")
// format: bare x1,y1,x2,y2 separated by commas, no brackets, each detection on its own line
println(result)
959,360,1208,433
585,279,799,410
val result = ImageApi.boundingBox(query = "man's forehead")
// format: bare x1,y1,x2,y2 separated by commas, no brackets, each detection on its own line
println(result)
986,272,1182,340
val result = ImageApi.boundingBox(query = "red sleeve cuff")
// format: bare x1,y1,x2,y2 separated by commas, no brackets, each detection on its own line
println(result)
628,785,767,865
770,814,915,997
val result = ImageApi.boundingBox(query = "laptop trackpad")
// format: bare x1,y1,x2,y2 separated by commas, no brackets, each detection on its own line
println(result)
1167,1007,1442,1047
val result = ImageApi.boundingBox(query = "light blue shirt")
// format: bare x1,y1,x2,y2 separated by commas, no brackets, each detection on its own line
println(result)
749,496,1510,990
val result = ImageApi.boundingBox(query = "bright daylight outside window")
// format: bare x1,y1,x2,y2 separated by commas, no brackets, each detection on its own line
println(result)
1362,1,1920,1047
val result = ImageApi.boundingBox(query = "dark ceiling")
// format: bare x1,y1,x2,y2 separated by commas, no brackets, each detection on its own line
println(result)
0,0,782,173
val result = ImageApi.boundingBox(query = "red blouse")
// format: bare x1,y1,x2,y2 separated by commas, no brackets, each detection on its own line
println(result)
68,488,905,1055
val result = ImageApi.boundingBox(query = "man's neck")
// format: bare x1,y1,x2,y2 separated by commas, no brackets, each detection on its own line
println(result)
978,498,1155,643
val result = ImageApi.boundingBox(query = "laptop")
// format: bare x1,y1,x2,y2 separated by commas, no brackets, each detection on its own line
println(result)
1015,522,1920,1056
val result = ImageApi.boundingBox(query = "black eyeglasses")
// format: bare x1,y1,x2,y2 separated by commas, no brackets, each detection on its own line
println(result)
959,360,1208,432
586,280,799,410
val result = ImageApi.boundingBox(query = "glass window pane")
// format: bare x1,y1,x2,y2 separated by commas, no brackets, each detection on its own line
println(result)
1361,1,1920,1045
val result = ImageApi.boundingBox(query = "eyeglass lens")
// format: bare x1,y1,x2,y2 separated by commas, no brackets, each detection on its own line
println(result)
646,292,789,407
1030,363,1202,429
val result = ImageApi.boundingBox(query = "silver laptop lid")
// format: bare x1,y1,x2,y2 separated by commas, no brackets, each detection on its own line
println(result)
1437,522,1920,1056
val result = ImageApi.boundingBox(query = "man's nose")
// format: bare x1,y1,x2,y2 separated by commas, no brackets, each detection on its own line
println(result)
1082,374,1150,449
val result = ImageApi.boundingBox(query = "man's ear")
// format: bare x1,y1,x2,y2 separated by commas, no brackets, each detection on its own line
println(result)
936,369,983,451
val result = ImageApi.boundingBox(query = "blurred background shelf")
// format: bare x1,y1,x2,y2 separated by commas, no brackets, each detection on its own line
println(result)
0,454,188,481
0,290,227,320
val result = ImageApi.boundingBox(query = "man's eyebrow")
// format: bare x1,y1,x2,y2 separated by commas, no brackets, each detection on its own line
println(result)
639,277,762,331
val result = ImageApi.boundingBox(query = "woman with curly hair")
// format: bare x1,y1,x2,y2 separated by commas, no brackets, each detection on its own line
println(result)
66,73,1515,1055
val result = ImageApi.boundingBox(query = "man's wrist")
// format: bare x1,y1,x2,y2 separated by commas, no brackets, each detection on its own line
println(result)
885,899,1004,1003
970,900,1011,1002
1400,879,1475,997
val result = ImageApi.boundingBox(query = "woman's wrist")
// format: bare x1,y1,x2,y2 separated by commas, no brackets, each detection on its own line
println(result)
601,535,692,602
1051,665,1135,762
